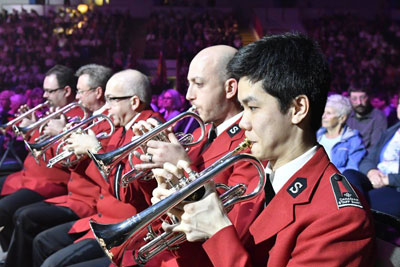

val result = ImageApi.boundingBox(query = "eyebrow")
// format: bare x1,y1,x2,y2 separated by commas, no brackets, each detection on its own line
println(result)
240,95,258,105
188,76,203,82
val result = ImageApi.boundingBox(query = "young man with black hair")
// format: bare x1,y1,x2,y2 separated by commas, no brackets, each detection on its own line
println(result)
153,33,375,266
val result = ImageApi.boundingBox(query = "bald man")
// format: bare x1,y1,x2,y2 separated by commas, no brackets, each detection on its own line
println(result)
119,45,266,266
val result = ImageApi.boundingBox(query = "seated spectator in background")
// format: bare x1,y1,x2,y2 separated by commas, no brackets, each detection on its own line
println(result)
384,93,399,127
0,90,14,124
347,86,387,153
162,88,182,121
26,87,44,109
317,94,366,173
344,93,400,218
150,94,159,112
9,94,26,117
157,91,165,115
371,93,387,112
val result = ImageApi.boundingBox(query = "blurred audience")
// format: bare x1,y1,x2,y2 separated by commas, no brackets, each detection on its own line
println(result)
145,9,241,60
0,7,137,92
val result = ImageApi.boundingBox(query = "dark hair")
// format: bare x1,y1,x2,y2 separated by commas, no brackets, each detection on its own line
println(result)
45,65,77,93
75,64,113,91
227,32,331,132
347,82,370,95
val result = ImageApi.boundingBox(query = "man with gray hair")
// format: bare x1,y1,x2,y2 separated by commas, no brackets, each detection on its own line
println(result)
31,69,164,267
3,64,114,267
75,64,113,114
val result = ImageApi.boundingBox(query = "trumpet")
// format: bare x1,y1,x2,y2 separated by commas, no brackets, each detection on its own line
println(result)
0,101,49,133
48,114,115,168
24,114,114,167
121,131,195,187
89,139,266,266
12,102,88,139
88,108,206,182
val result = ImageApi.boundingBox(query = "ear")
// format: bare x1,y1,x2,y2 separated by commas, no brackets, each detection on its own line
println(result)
290,95,309,125
130,95,141,111
64,86,72,98
224,78,238,100
94,86,103,100
338,114,348,124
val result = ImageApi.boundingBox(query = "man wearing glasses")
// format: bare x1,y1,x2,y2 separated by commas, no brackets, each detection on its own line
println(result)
0,65,79,260
32,69,164,267
2,64,114,267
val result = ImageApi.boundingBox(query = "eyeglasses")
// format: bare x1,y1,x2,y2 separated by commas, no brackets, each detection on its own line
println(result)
43,87,64,94
105,95,134,104
77,87,97,95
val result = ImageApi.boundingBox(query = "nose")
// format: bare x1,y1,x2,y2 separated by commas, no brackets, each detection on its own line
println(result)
353,98,361,105
105,101,111,110
239,113,251,131
186,85,195,101
43,91,48,98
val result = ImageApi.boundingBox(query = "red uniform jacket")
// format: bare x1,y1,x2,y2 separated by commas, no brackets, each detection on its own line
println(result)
1,106,85,197
141,118,266,267
203,147,375,267
68,110,163,243
45,110,114,218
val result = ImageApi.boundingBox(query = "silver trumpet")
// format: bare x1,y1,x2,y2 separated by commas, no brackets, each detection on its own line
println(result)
88,107,206,182
89,138,266,266
0,101,49,133
13,102,88,139
46,114,115,168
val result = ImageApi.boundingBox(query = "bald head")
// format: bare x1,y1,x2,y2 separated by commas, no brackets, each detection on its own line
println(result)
106,69,152,105
186,45,240,126
191,45,237,82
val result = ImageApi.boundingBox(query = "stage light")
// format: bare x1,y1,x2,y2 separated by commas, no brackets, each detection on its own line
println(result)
77,4,88,14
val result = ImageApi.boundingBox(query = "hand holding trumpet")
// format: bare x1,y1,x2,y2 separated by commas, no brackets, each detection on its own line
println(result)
151,160,231,242
132,118,191,170
17,104,37,128
63,129,102,155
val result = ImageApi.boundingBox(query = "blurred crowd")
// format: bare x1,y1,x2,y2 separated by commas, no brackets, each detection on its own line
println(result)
0,7,136,93
145,9,242,59
305,14,400,99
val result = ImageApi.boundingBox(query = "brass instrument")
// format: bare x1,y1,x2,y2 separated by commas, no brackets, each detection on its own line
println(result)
0,101,49,133
12,102,88,139
89,139,266,266
47,114,115,168
23,114,114,167
88,108,206,182
121,131,195,187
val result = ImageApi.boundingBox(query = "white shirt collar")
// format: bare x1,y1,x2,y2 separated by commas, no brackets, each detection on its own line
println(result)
124,112,141,131
265,145,318,193
214,111,243,137
92,104,107,116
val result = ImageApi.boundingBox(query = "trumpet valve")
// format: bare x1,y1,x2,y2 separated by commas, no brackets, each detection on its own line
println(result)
143,232,156,242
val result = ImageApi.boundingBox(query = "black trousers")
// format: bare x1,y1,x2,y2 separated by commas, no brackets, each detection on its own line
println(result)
33,221,106,267
4,201,79,267
0,175,45,251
